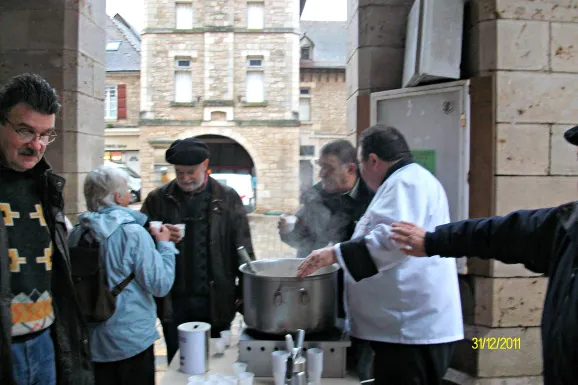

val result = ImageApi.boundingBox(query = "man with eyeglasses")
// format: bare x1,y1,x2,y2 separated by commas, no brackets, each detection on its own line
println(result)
278,139,374,381
0,73,93,385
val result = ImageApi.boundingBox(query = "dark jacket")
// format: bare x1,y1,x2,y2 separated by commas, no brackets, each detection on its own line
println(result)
424,202,578,385
281,177,374,258
141,177,255,330
0,159,93,385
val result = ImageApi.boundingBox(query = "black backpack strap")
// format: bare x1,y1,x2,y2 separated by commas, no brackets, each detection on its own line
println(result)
110,273,135,297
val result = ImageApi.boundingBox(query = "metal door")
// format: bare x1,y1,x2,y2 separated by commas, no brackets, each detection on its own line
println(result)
370,80,470,223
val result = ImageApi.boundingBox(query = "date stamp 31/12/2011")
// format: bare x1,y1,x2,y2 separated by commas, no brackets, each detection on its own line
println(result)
472,337,521,350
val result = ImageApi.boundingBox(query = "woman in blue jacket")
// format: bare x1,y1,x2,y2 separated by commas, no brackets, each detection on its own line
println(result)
68,166,177,385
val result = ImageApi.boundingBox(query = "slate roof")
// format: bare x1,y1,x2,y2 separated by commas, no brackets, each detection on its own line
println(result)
300,21,347,69
106,14,141,72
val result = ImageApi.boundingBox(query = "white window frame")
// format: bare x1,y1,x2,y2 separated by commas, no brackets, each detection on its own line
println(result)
105,85,118,120
175,2,194,30
174,58,193,103
246,56,265,103
247,2,264,30
299,97,311,121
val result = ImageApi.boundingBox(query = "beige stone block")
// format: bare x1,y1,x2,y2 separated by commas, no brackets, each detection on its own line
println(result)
495,176,577,215
464,325,543,377
496,72,578,124
551,124,578,175
496,123,549,175
60,172,88,215
494,0,578,22
467,258,542,278
490,261,543,278
496,20,549,71
76,10,106,66
551,22,578,73
474,277,546,327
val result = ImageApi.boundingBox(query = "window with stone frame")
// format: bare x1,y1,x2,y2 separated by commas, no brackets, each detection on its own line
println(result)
247,2,264,30
175,2,193,29
299,88,311,121
246,57,264,103
105,85,117,119
174,58,193,102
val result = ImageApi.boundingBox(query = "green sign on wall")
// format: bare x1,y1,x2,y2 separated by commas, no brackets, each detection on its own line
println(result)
412,150,436,176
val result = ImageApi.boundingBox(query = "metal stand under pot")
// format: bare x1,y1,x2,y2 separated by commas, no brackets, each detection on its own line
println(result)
238,258,351,378
238,321,351,378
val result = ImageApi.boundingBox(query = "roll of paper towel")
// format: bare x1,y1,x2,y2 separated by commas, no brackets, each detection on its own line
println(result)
178,322,211,374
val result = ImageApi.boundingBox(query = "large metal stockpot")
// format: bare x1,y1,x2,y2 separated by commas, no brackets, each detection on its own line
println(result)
239,258,339,335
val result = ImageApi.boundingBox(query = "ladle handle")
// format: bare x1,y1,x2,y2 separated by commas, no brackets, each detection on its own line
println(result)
237,246,256,272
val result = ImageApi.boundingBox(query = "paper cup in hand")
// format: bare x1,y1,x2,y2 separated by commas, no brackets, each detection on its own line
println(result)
149,221,162,232
175,223,186,238
280,214,297,233
272,350,289,385
306,347,323,384
178,322,211,375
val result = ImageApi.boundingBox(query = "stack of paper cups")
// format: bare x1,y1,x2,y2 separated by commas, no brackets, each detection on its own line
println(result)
178,322,211,375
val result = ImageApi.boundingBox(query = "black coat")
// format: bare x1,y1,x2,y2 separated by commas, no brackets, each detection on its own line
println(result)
424,202,578,385
141,177,255,331
280,177,374,259
0,159,93,385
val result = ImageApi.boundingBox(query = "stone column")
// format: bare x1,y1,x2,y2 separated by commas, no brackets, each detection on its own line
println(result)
346,0,414,139
0,0,106,216
449,1,578,383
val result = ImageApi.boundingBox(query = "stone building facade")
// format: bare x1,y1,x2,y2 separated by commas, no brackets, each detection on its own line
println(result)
104,14,142,174
139,0,349,214
345,0,578,383
140,0,301,213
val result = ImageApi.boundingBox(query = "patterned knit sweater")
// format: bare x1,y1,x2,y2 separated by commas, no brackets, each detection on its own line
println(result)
0,167,54,337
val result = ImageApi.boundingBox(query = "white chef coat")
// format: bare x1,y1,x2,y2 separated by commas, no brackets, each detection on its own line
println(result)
335,161,464,344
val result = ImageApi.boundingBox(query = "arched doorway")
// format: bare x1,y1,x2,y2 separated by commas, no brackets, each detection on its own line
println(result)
197,134,257,213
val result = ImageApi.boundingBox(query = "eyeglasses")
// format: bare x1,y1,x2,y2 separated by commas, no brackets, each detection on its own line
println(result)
4,119,58,145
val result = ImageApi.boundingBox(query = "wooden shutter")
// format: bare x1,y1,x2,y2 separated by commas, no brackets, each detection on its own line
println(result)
117,84,127,120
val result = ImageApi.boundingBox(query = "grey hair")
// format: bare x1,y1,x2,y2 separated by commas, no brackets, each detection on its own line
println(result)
84,166,129,212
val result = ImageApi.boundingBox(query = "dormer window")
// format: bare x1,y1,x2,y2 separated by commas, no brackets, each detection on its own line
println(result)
300,35,314,61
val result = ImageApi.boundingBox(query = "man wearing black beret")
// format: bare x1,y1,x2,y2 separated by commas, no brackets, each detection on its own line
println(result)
141,137,255,363
390,125,578,385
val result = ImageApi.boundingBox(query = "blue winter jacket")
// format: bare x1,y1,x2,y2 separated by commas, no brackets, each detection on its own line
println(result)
68,205,177,362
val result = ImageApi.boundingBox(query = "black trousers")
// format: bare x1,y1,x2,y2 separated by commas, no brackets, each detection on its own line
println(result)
94,345,155,385
371,340,456,385
162,295,225,363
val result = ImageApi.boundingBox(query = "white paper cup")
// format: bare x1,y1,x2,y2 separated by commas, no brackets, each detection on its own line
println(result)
279,214,297,233
215,338,225,354
149,221,162,231
178,322,211,375
306,347,323,384
272,350,290,385
220,330,231,347
238,372,254,385
175,223,186,238
232,361,248,376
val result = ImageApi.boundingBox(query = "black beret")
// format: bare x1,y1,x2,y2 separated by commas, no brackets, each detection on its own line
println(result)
564,126,578,146
165,138,210,165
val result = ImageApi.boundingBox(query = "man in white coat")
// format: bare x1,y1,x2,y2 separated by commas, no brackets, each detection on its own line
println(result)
297,124,463,384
